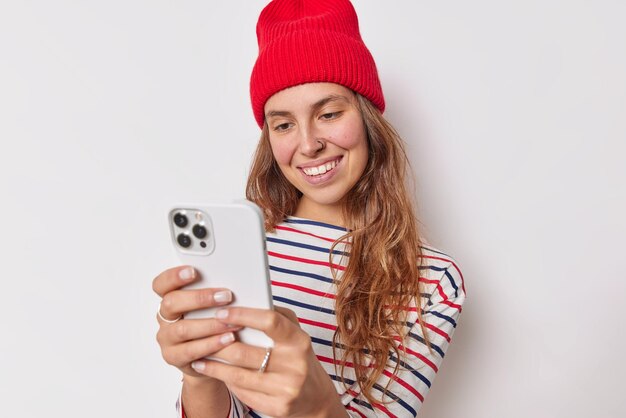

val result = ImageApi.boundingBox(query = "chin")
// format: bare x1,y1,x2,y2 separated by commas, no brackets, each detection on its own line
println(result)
301,191,347,207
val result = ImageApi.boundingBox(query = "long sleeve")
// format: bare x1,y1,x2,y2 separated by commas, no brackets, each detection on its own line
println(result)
336,252,466,417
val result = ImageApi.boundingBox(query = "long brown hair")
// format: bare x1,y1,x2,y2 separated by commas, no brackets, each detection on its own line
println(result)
246,94,431,405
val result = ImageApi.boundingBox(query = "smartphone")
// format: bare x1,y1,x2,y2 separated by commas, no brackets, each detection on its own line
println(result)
168,201,274,348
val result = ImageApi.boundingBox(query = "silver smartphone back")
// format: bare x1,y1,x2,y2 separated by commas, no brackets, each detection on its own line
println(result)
168,201,274,348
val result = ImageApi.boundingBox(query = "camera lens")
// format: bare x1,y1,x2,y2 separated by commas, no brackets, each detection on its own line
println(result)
174,213,188,228
177,233,192,248
193,224,208,239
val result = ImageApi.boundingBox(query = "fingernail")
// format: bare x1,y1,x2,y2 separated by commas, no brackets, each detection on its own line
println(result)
214,290,232,303
191,361,205,372
179,267,195,281
220,332,235,344
216,309,228,320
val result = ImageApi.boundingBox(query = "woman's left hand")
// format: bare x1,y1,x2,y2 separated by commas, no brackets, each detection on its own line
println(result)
190,306,348,418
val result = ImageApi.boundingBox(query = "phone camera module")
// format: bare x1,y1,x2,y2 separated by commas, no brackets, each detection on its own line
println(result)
174,213,188,228
177,233,192,248
192,224,208,239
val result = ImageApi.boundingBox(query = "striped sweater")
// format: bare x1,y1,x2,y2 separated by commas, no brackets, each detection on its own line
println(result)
177,217,466,417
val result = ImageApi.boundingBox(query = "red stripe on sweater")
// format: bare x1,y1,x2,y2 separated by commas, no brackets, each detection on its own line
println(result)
424,322,451,342
419,277,463,312
420,255,466,294
271,280,335,299
298,317,337,331
442,299,463,311
316,354,355,368
346,405,367,418
432,282,463,312
268,251,345,271
347,389,360,397
372,401,397,418
275,225,341,243
381,369,425,403
396,342,438,372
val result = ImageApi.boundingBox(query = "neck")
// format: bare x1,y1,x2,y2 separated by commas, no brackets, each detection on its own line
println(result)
294,198,345,227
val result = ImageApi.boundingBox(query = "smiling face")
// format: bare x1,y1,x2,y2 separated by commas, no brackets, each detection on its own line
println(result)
264,83,369,224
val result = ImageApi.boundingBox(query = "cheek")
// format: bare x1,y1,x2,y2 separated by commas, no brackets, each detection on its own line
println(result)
269,139,294,166
330,118,367,150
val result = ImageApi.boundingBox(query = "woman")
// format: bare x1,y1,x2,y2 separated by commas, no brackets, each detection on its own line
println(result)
153,1,466,417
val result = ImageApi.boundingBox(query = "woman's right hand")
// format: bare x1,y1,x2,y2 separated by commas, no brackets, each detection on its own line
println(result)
152,266,240,380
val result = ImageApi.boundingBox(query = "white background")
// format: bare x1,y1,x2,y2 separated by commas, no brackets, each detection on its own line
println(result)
1,1,624,417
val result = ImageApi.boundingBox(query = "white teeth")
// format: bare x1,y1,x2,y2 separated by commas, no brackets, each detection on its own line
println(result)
303,159,338,176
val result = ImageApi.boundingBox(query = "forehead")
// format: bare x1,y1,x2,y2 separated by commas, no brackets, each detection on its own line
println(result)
264,83,354,113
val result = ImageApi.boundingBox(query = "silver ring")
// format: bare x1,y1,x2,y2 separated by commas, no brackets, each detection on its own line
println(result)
258,347,272,373
157,302,182,324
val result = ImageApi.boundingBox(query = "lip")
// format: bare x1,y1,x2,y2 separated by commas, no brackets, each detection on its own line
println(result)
297,156,343,185
297,156,343,169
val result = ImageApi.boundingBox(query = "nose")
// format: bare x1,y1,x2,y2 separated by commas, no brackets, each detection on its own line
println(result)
298,124,325,157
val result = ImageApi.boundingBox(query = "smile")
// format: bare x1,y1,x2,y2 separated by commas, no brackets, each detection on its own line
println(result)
301,158,341,176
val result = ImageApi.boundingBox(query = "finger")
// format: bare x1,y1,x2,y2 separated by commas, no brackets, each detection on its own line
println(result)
152,266,197,297
162,332,237,369
215,307,302,343
274,306,301,327
159,288,233,321
157,318,242,345
191,359,276,396
210,342,268,370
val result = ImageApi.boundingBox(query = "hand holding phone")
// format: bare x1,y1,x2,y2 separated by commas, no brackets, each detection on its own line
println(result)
168,201,274,348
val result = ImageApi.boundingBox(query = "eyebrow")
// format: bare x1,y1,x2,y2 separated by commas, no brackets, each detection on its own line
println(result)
265,94,351,120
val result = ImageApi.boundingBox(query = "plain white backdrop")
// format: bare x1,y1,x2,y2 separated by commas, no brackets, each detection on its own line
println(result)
1,1,625,417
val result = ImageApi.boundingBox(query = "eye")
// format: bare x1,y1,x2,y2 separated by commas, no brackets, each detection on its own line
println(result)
273,122,292,132
320,111,342,121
